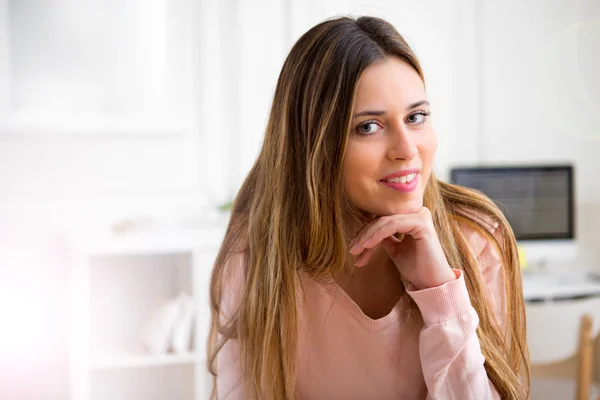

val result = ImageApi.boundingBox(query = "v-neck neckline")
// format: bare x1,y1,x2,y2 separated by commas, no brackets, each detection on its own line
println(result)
323,277,405,332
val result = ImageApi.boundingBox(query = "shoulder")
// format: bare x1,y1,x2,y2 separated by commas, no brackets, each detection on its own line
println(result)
220,226,249,289
218,241,248,322
222,250,246,289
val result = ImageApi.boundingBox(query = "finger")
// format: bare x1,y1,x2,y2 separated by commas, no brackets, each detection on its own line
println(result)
393,233,406,242
354,246,375,267
349,214,379,245
350,216,393,254
351,208,433,254
349,218,380,251
362,217,421,250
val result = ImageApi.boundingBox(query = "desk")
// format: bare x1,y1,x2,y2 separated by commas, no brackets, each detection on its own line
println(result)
522,272,600,302
522,271,600,365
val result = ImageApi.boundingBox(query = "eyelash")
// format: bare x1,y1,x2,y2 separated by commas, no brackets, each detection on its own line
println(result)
354,111,431,136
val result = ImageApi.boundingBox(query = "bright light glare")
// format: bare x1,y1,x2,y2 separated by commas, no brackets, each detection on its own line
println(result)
0,285,50,367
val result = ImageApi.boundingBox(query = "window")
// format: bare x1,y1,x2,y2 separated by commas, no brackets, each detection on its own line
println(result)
0,0,194,135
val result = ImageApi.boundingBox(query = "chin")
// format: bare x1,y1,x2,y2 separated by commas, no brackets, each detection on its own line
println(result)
368,199,424,216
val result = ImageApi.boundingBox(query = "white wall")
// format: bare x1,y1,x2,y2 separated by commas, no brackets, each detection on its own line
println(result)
480,0,600,203
478,0,600,266
0,0,207,232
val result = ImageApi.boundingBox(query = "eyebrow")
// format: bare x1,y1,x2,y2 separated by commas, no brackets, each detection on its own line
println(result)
353,100,430,118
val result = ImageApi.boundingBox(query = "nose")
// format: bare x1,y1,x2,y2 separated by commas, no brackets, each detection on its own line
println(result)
386,122,418,161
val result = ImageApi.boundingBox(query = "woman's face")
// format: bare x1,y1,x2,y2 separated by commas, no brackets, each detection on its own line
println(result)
343,56,437,216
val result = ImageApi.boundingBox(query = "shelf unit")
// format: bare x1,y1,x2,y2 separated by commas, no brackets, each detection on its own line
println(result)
68,223,227,400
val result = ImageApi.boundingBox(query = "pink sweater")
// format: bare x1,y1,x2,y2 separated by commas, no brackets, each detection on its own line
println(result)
217,219,507,399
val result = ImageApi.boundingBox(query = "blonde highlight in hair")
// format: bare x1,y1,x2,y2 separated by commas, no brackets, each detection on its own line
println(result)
208,15,529,399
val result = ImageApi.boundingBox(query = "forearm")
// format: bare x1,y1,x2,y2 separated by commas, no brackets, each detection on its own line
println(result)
407,270,500,400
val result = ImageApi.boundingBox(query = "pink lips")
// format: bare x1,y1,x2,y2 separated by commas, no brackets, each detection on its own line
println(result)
379,170,420,193
380,168,421,181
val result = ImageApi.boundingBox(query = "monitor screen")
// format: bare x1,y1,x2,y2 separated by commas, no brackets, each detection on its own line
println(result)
450,165,574,240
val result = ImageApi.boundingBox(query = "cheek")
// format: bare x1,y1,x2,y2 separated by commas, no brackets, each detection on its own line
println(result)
420,133,438,166
345,142,376,173
416,134,437,185
343,143,379,189
424,132,438,154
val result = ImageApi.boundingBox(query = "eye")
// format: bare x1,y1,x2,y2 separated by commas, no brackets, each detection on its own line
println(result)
355,120,383,136
406,111,431,125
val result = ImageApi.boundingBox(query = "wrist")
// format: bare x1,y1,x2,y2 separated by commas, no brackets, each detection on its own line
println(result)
410,267,456,290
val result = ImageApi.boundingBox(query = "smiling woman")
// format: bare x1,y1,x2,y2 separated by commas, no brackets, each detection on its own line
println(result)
207,15,530,400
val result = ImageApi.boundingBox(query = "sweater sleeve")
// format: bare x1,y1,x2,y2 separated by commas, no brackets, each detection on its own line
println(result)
405,224,506,400
215,251,250,400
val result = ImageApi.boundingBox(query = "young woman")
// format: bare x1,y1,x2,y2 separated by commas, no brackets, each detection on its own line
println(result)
208,15,530,400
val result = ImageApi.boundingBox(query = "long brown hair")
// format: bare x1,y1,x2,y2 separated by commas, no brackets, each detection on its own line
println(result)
208,15,530,399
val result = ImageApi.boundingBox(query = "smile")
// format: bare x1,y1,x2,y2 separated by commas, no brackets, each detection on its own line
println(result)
381,173,417,184
379,173,419,193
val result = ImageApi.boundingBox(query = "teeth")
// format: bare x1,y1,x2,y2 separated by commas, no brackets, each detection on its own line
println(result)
385,173,417,184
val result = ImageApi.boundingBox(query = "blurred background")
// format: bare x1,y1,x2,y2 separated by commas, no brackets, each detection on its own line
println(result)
0,0,599,399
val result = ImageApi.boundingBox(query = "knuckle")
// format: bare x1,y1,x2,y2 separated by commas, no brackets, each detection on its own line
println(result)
419,206,432,219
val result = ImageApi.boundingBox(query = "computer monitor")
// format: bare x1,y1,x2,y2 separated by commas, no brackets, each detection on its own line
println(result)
450,165,576,266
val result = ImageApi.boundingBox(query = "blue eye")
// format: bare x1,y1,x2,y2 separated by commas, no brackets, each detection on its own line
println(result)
355,120,383,135
406,111,431,125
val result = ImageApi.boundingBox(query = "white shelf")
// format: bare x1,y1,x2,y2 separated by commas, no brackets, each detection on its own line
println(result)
92,351,199,371
69,224,225,400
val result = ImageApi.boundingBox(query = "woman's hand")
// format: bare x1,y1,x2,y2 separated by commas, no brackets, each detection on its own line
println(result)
349,207,456,290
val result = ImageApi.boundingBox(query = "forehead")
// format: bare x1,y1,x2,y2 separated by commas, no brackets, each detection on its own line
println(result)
354,56,426,109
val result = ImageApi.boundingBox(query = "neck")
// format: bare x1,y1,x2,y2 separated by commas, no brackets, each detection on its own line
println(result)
340,209,402,288
336,237,405,319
